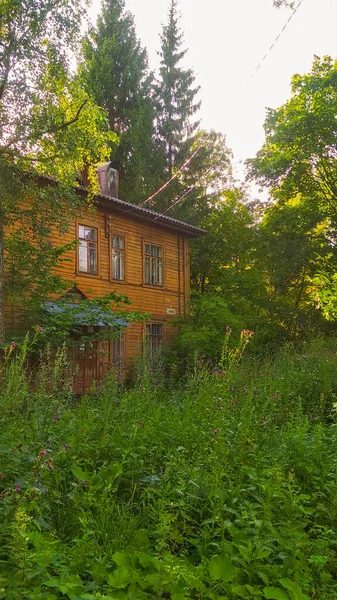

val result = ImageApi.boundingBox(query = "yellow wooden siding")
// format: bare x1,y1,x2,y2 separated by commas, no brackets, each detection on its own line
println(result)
4,203,191,367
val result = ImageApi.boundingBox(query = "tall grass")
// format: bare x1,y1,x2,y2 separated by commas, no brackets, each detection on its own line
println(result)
1,335,337,598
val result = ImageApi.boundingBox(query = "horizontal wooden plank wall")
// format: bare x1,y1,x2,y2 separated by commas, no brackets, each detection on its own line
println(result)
55,205,190,367
3,202,191,368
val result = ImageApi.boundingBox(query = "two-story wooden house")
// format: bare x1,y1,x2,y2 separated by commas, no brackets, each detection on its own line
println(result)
4,164,205,393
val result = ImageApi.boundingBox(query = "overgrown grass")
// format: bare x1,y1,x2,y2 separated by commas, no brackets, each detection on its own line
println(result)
1,335,337,599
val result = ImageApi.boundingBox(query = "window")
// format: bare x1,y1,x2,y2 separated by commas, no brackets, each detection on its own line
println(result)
144,243,163,286
112,331,125,366
78,225,97,274
111,235,125,281
145,323,163,359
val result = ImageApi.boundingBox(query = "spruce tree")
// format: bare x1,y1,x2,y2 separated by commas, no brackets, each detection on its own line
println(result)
154,0,201,178
82,0,163,202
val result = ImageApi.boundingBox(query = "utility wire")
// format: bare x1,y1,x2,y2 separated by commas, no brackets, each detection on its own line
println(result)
149,2,305,220
141,134,211,206
246,0,305,85
153,166,213,221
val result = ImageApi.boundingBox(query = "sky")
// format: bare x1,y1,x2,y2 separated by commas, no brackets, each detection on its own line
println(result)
89,0,337,182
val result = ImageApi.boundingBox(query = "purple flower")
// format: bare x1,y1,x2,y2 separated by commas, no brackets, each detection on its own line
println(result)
53,414,59,421
36,326,44,333
213,429,218,435
10,341,16,348
15,486,22,494
48,465,54,471
40,450,47,456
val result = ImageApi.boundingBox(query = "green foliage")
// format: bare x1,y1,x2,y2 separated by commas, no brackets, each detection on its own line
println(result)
2,335,337,597
0,0,117,343
154,0,201,179
169,292,246,367
247,56,337,332
81,0,163,203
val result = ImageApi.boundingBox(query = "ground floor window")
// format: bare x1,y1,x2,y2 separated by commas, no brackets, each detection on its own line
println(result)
145,323,163,359
112,331,125,366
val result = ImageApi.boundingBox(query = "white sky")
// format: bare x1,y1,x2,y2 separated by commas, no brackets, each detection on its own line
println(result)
89,0,337,185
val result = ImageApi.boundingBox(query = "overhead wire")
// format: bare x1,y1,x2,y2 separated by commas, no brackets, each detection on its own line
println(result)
140,134,211,206
246,0,306,85
152,166,213,221
144,0,305,219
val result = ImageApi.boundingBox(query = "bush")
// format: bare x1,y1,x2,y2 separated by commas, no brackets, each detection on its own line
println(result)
1,334,337,598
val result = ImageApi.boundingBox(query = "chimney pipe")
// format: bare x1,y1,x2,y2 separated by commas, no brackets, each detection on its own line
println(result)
97,162,119,198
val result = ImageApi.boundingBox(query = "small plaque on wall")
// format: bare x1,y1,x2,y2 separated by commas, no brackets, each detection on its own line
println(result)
167,308,176,315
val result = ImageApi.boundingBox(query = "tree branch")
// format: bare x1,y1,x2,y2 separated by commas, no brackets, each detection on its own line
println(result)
50,99,89,133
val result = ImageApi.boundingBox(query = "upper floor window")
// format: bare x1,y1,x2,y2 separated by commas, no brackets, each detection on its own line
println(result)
78,225,98,274
144,243,163,286
112,235,125,281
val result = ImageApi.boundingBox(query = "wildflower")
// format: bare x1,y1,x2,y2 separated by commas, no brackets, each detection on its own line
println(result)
213,429,218,435
229,386,234,392
36,325,44,333
273,373,278,377
49,465,54,472
273,393,278,399
0,473,4,480
242,387,247,393
225,325,232,335
40,450,47,456
15,486,22,494
246,439,252,444
10,341,16,348
53,414,59,421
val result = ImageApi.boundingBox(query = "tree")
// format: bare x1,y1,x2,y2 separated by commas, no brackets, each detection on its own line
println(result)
81,0,164,203
0,0,116,343
150,129,234,220
248,56,337,329
273,1,294,6
154,0,201,179
248,57,337,223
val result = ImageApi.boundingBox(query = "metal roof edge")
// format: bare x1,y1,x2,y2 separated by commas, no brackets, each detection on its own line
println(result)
32,173,207,237
95,192,207,237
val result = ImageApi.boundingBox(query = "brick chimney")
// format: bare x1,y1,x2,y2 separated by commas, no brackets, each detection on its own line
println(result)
97,162,119,198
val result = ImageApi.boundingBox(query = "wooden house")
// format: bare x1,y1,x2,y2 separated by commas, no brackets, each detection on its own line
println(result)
4,164,205,393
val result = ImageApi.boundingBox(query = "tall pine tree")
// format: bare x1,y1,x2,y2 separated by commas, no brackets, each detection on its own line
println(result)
154,0,201,179
81,0,163,203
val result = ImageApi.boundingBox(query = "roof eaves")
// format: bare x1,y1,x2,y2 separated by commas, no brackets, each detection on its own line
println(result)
96,192,207,237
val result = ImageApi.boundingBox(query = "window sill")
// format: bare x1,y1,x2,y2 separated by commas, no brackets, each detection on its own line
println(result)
76,271,101,278
142,283,165,291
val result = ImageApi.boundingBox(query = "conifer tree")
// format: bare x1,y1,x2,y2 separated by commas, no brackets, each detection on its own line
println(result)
82,0,163,203
154,0,201,178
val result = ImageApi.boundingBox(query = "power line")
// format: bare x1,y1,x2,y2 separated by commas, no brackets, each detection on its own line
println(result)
140,134,211,206
246,0,305,85
153,166,213,221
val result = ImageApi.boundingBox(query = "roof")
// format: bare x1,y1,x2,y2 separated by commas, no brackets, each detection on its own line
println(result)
95,192,207,237
44,302,129,327
35,173,207,237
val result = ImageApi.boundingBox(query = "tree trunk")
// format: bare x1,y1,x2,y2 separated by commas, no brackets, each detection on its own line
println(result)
0,207,5,345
